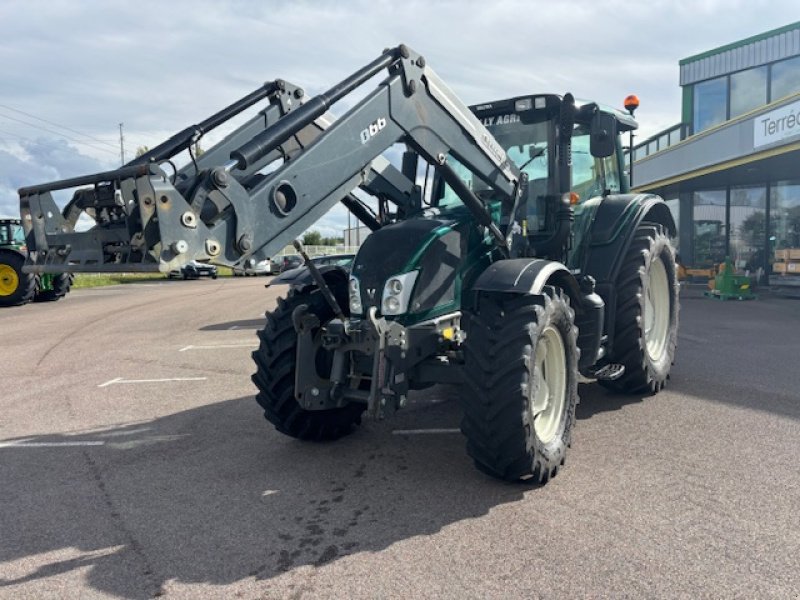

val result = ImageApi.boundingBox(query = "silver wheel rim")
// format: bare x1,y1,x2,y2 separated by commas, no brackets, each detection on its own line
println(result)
530,325,567,444
644,256,670,363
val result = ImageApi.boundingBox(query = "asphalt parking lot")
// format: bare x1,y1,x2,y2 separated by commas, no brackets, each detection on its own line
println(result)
1,278,799,599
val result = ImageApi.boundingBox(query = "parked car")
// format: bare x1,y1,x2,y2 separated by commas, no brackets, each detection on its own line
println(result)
309,254,356,269
268,254,355,288
276,254,303,273
168,260,218,280
233,258,272,276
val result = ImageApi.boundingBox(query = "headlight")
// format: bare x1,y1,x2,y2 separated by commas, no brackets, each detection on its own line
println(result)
381,271,419,316
387,278,403,295
348,276,362,314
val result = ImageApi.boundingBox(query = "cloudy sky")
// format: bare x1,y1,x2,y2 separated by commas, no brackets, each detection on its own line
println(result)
1,0,796,234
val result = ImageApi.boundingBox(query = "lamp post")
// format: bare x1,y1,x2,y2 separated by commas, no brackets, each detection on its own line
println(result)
624,95,639,189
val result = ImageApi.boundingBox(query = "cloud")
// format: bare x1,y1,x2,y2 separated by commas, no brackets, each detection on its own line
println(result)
0,138,112,218
0,0,795,231
3,1,791,139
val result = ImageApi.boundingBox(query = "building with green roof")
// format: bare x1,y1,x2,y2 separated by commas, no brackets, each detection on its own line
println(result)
633,21,800,289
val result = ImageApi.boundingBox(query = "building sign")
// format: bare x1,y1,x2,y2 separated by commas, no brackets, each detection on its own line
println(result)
754,99,800,149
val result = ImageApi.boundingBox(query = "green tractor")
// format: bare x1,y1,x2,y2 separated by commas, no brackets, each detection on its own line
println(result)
0,218,73,307
19,45,679,482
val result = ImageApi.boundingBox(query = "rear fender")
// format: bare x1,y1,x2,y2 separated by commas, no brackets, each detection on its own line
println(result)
578,193,676,356
580,193,676,284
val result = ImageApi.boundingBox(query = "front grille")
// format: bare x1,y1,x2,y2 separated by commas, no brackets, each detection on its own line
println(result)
352,218,447,312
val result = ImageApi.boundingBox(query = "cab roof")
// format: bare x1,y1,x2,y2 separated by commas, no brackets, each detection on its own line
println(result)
470,93,638,131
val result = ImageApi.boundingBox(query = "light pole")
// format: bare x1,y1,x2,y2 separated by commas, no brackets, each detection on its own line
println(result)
118,122,125,166
624,95,639,189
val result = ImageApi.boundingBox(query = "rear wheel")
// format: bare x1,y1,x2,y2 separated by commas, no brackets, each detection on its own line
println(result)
34,273,73,302
251,285,364,441
461,287,579,482
600,223,679,394
0,250,35,307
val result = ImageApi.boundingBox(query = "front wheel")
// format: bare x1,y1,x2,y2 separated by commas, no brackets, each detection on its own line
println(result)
251,285,364,441
461,286,579,483
600,223,679,394
0,250,36,307
34,273,73,302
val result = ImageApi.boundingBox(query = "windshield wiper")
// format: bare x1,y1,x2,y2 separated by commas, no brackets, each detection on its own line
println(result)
516,146,546,172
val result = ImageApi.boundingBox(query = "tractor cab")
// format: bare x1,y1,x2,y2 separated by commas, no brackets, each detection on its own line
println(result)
466,93,635,206
0,219,25,248
434,94,638,263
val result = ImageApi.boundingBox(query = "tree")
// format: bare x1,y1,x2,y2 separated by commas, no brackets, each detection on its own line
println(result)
302,230,323,246
740,211,765,247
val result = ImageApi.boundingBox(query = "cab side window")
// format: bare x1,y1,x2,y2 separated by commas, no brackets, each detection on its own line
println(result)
603,153,622,194
571,129,605,201
12,224,25,244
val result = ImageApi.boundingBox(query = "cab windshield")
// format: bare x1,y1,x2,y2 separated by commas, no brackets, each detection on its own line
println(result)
437,118,551,219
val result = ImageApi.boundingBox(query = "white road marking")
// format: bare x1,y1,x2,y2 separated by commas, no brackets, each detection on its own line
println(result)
228,325,239,330
98,377,207,387
0,441,106,448
392,428,461,435
261,490,279,497
678,332,707,344
178,343,258,352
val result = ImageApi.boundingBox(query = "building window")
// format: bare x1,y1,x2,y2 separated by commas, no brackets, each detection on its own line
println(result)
730,66,767,118
665,197,680,247
771,181,800,254
694,77,728,133
692,190,726,268
693,77,728,133
770,55,800,102
729,185,766,274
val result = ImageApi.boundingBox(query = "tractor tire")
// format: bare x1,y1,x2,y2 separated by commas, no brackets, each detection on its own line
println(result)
0,249,36,307
251,285,364,441
34,273,73,302
461,286,579,483
599,223,679,395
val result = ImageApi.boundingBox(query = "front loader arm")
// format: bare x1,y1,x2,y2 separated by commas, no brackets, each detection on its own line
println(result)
20,45,521,275
20,81,414,274
226,46,521,258
199,45,522,263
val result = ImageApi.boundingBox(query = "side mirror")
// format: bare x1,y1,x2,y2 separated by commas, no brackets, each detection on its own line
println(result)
590,112,618,158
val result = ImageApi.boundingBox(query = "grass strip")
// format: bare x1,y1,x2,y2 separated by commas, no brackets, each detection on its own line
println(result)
73,267,233,289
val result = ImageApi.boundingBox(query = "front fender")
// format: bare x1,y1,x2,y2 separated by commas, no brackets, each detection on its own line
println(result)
471,258,582,309
268,264,349,291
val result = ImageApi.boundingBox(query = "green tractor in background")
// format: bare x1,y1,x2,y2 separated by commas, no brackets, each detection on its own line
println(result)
0,218,73,307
